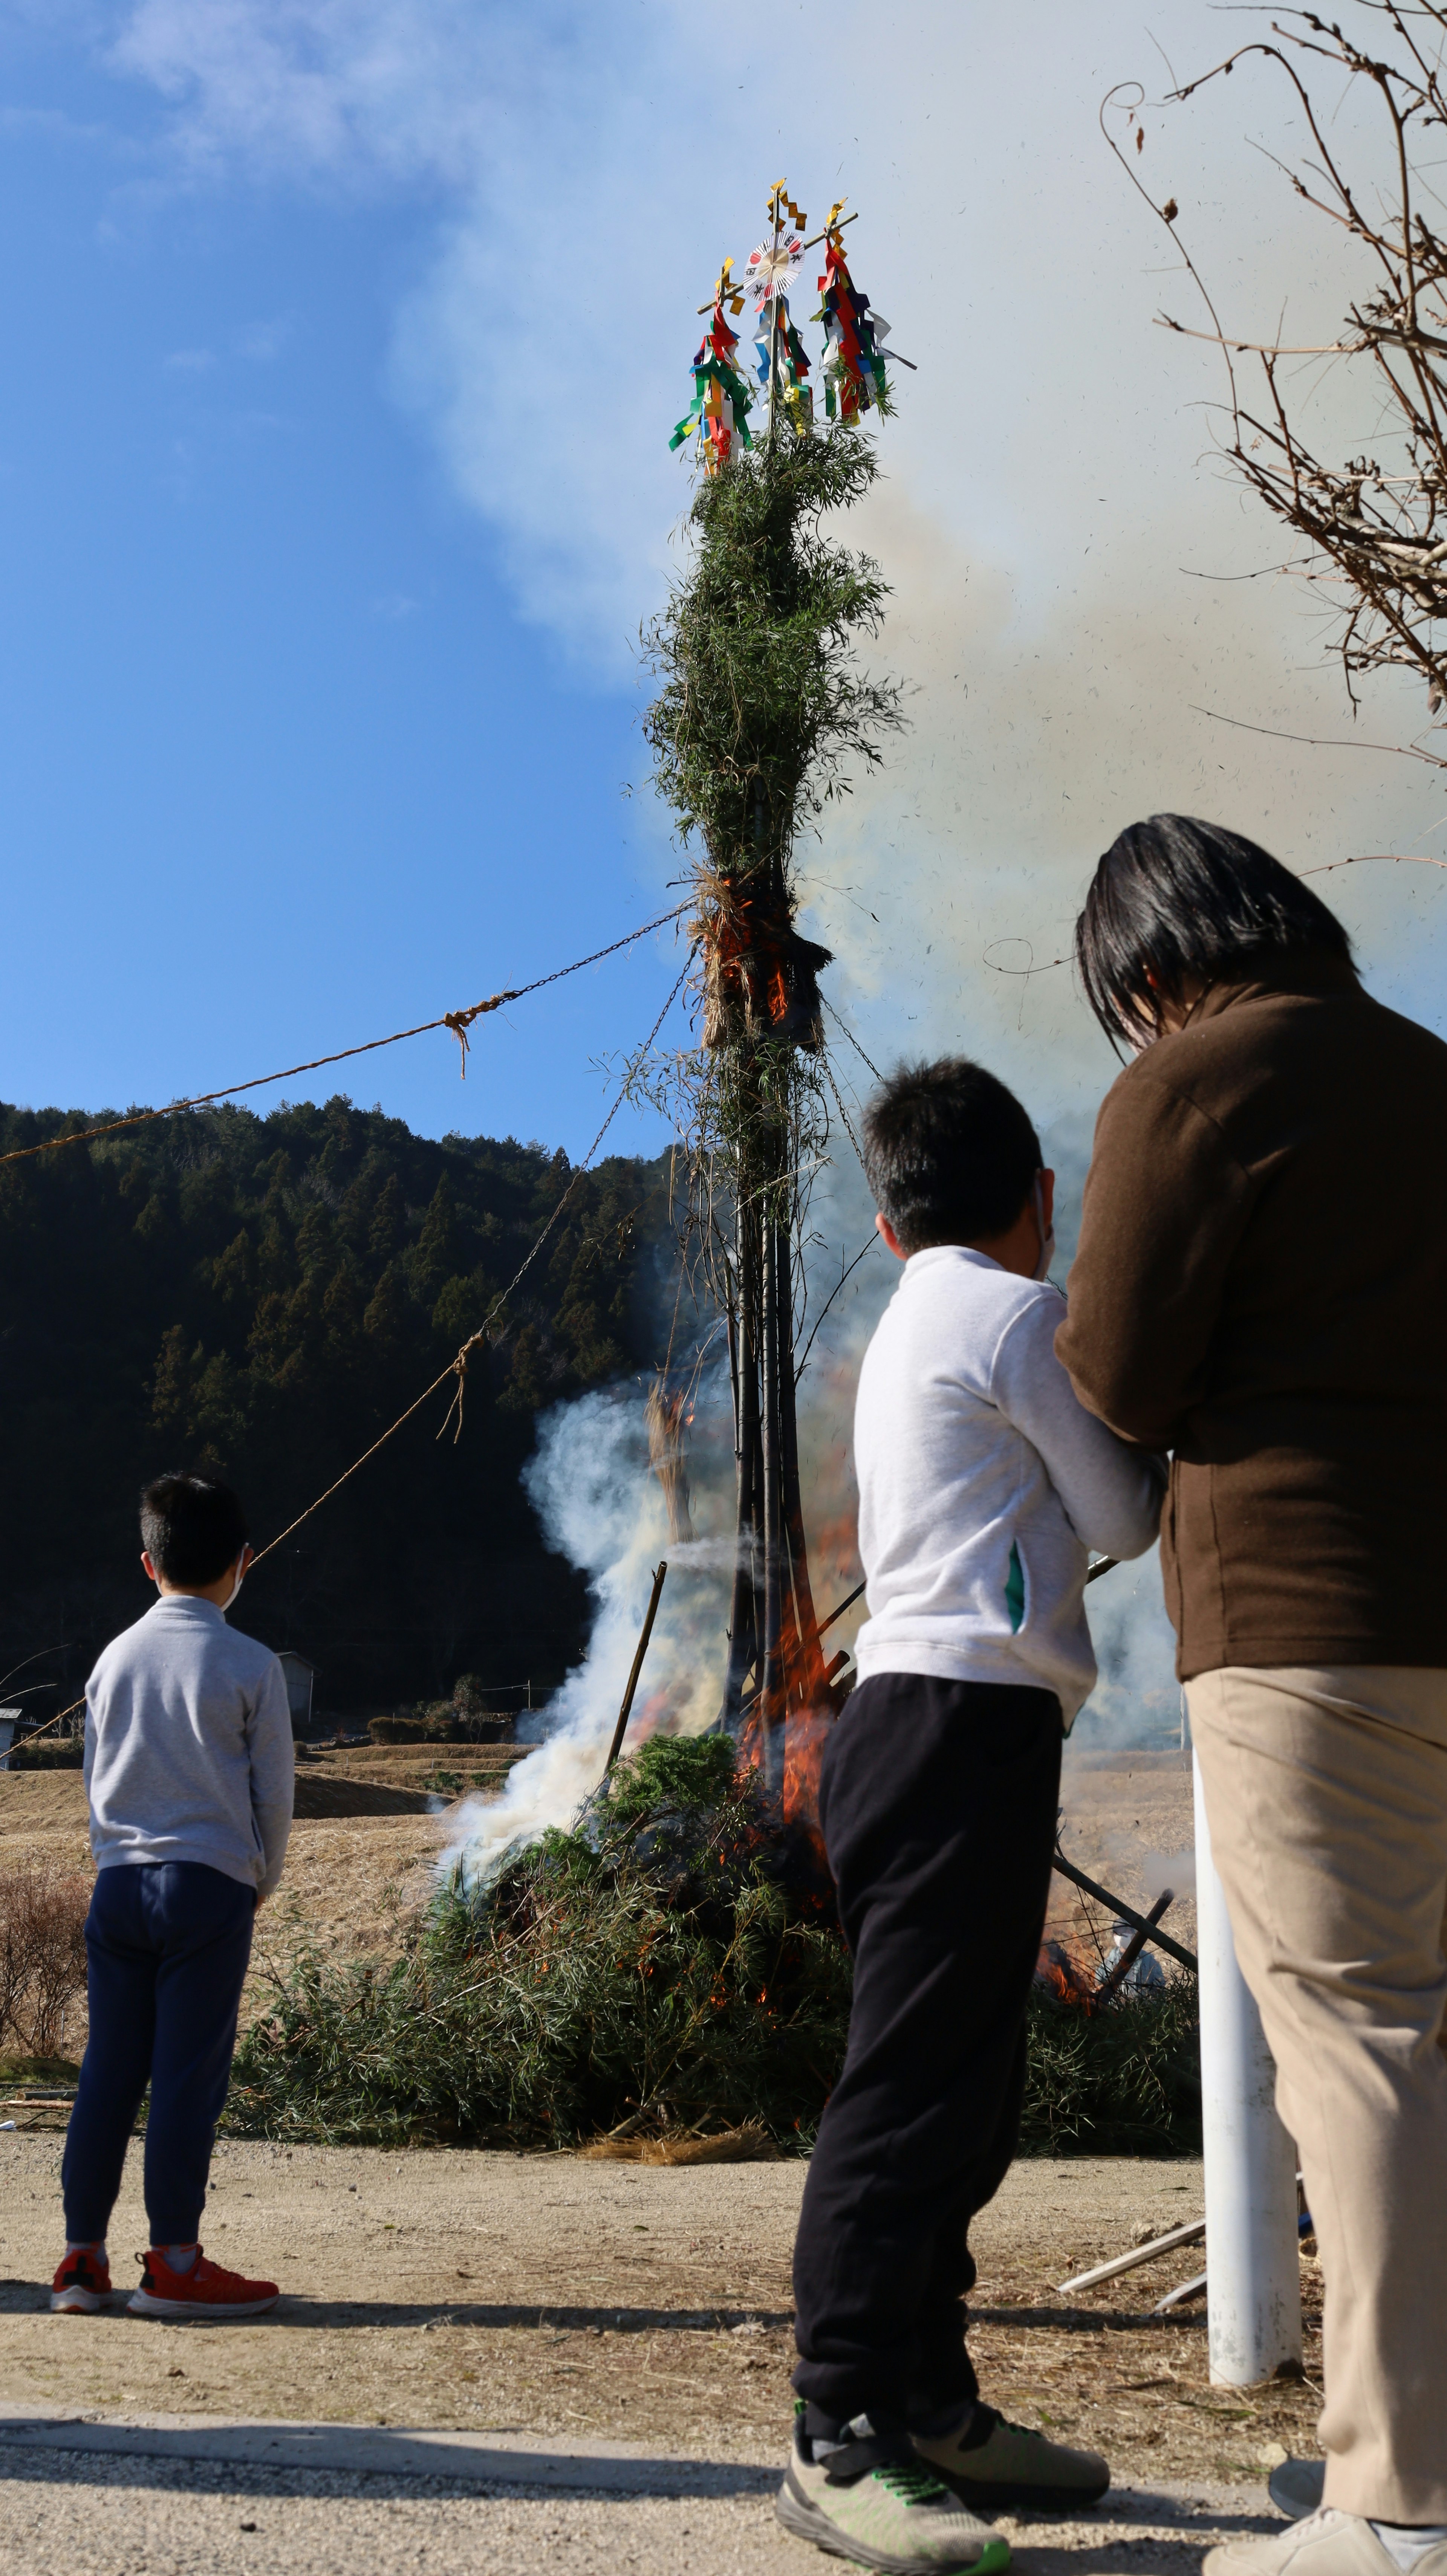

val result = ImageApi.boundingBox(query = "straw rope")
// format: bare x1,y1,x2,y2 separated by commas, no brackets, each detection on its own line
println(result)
821,995,884,1086
249,957,694,1566
0,904,691,1169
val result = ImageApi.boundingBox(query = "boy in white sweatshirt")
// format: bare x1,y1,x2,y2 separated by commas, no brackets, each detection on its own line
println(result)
50,1472,293,2322
778,1060,1164,2576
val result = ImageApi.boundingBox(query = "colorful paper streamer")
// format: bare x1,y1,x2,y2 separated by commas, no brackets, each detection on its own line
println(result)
669,291,756,472
815,230,890,423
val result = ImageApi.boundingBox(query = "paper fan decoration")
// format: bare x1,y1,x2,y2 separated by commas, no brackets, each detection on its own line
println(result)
669,287,756,474
745,232,805,311
815,228,890,423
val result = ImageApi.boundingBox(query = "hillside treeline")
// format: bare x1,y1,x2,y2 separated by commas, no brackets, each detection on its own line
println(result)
0,1094,670,1716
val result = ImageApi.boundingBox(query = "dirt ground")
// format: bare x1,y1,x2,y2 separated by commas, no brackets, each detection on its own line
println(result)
0,2141,1321,2493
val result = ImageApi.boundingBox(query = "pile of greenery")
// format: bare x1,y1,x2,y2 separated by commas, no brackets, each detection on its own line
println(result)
0,1093,667,1705
229,1737,850,2148
227,1736,1201,2157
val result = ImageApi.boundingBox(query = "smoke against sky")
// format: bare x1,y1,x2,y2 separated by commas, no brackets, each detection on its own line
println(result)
99,0,1447,1097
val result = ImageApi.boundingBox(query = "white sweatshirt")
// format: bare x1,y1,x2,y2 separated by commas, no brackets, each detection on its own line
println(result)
852,1245,1165,1727
85,1595,294,1897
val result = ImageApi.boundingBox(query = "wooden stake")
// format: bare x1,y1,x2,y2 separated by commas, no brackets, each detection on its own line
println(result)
604,1561,668,1773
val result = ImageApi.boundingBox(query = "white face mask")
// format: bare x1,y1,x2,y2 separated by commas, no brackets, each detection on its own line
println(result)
219,1554,247,1612
1032,1175,1056,1283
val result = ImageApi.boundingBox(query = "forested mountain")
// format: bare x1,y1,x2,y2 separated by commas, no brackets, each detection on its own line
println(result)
0,1094,670,1717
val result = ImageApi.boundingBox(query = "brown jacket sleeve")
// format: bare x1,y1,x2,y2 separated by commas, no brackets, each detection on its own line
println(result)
1054,1063,1259,1452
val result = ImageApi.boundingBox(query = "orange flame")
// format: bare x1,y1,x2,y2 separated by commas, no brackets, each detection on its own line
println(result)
1035,1936,1099,2013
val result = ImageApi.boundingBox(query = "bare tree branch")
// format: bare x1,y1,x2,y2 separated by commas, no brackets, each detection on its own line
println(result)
1114,8,1447,761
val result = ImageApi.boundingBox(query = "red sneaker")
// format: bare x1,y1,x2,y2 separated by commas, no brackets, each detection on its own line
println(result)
127,2247,280,2319
50,2248,112,2313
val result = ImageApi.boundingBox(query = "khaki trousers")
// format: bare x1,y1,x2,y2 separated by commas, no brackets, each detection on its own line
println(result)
1187,1667,1447,2521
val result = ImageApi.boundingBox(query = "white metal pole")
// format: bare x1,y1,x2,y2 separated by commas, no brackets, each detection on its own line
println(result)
1193,1752,1302,2384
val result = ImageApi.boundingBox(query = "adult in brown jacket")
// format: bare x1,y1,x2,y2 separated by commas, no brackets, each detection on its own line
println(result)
1056,816,1447,2576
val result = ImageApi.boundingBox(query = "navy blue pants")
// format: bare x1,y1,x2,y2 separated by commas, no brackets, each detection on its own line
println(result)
62,1862,255,2246
792,1675,1062,2430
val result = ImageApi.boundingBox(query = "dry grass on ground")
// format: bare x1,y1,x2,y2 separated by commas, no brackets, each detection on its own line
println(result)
0,1769,459,2059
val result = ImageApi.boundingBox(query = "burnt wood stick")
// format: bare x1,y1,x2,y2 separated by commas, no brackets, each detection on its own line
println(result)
1094,1888,1175,2002
604,1561,668,1773
818,1578,867,1637
1052,1851,1199,1974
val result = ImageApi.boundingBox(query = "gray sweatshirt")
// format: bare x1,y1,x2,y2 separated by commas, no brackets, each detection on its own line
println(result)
85,1596,294,1898
853,1246,1166,1726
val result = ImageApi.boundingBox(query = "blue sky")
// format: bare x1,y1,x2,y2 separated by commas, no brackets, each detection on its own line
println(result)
0,10,686,1159
5,1,1447,1168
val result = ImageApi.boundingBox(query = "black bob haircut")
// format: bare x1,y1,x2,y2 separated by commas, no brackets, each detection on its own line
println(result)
862,1058,1042,1254
1076,813,1354,1051
141,1472,248,1587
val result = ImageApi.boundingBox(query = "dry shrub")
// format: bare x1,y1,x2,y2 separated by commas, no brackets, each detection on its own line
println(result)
0,1859,90,2058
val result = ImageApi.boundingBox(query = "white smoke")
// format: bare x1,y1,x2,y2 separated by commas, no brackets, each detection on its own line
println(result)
440,1181,881,1886
441,1372,737,1888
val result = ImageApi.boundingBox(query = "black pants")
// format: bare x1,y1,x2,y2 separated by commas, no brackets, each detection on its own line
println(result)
792,1674,1062,2429
62,1862,256,2246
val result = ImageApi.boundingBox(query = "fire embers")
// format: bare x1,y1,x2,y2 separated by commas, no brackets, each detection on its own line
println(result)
694,875,833,1052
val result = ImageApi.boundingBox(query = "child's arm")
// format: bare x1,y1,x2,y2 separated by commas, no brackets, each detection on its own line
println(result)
246,1658,295,1904
994,1295,1167,1561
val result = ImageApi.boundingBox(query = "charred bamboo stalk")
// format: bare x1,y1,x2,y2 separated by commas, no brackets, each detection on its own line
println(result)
604,1561,669,1774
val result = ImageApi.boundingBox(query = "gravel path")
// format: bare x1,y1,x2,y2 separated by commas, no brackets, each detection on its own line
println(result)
0,2408,1282,2576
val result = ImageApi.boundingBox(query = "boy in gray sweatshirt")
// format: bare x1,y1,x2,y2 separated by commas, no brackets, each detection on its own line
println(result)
51,1473,294,2320
778,1060,1164,2576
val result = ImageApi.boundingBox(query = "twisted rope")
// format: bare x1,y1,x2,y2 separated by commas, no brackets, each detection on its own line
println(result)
821,995,884,1086
0,904,691,1169
250,957,694,1565
821,1050,870,1178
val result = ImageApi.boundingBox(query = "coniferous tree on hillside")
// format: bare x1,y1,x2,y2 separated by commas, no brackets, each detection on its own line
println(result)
0,1094,668,1717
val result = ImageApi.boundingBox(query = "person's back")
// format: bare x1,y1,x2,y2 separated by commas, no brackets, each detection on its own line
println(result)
855,1244,1165,1725
88,1594,293,1885
1059,949,1447,1673
779,1057,1163,2576
52,1471,292,2325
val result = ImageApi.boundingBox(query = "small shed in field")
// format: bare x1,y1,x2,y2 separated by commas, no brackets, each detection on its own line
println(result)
276,1652,317,1732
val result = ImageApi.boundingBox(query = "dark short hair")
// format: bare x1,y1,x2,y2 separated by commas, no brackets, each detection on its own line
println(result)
862,1058,1042,1253
140,1472,248,1586
1076,813,1354,1050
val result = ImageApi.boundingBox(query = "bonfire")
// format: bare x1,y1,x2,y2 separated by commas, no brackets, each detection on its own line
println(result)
229,1736,1201,2158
